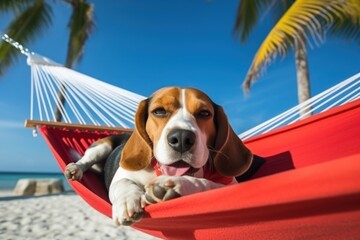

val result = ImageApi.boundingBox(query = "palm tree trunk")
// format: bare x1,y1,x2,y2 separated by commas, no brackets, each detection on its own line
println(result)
54,60,72,122
54,84,66,122
54,54,75,121
53,0,94,122
294,32,311,118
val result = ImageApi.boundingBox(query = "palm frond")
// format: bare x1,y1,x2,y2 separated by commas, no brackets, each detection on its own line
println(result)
0,0,52,76
65,0,95,68
243,0,358,92
270,0,295,23
234,0,274,42
331,17,360,43
0,0,32,12
330,0,360,44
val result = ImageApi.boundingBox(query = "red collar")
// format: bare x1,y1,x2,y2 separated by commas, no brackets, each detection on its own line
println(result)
151,157,162,176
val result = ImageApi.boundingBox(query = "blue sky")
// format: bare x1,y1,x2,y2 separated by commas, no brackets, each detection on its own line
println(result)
0,0,359,173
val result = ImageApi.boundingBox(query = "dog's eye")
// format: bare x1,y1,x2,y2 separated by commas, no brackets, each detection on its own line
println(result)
152,108,169,117
197,110,212,119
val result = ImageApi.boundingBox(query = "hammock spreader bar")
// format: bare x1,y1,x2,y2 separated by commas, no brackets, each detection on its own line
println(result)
30,99,360,240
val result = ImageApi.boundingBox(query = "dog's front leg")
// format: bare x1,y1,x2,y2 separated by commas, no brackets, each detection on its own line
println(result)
144,176,235,204
65,141,113,180
109,178,145,226
109,166,155,226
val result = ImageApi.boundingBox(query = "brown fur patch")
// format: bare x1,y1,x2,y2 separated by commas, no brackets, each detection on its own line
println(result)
185,88,217,147
146,87,181,149
91,137,114,148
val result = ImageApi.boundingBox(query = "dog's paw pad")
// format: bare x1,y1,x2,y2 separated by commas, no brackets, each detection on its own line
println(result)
64,163,83,180
145,179,181,203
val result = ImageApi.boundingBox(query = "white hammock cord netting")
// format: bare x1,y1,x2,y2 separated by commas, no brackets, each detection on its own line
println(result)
239,72,360,139
28,54,145,128
26,53,360,139
2,30,359,137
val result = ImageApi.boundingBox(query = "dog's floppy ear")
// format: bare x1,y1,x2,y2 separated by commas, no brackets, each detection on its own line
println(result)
120,99,153,171
212,104,253,177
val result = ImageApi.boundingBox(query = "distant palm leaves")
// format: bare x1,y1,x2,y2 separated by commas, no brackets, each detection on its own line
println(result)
235,0,360,99
1,0,95,122
0,0,94,74
0,0,52,75
65,0,94,68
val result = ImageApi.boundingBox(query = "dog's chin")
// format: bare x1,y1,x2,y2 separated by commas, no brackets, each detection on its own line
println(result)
159,160,200,176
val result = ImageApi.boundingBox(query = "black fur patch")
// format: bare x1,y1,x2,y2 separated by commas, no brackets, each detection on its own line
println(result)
104,133,131,190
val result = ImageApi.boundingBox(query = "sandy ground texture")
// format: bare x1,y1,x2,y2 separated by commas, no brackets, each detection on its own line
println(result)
0,192,160,240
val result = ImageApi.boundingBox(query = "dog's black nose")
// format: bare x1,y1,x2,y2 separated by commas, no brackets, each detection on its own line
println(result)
167,129,196,153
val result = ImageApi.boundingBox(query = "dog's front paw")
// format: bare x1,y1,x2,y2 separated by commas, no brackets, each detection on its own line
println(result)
144,176,182,204
110,179,145,226
112,200,144,226
64,163,83,180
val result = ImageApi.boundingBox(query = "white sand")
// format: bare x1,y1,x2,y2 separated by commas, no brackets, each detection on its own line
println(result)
0,192,160,240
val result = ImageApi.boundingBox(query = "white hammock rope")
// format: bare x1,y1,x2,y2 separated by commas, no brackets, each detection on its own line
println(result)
27,53,360,137
28,54,146,128
1,32,359,137
239,72,360,140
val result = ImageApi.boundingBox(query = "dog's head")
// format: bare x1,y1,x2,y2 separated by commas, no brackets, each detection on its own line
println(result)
120,87,253,177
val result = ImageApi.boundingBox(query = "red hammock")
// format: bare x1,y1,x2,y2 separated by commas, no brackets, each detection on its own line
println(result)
29,99,360,239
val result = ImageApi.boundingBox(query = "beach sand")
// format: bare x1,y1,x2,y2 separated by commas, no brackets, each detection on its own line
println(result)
0,192,160,240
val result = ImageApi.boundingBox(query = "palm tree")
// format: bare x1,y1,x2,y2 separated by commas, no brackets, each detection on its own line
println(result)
234,0,360,117
0,0,94,121
54,0,94,122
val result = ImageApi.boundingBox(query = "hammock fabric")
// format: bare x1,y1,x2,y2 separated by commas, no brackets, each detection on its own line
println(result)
35,99,360,240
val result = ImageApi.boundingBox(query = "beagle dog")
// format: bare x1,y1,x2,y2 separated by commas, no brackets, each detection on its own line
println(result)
65,87,254,226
